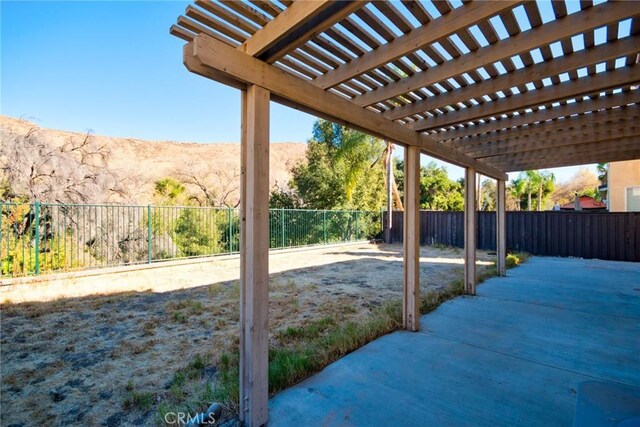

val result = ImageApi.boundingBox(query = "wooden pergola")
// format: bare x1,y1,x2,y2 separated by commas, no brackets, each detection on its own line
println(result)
170,1,640,425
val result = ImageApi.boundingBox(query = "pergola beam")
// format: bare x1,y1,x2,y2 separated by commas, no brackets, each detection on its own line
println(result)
489,138,640,163
184,43,385,123
384,37,640,121
434,91,640,141
183,44,246,90
188,33,508,180
449,106,640,149
471,126,640,158
355,1,639,107
487,139,640,171
241,1,363,63
458,114,640,150
493,150,640,171
313,1,520,90
410,66,640,131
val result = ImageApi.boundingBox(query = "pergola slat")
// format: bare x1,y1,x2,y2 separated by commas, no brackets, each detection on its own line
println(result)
435,90,640,141
487,140,640,171
409,66,640,131
383,37,639,121
471,126,640,158
176,15,239,46
219,0,271,26
448,105,640,148
195,0,260,35
250,0,282,18
489,138,640,162
354,2,639,107
486,140,639,162
313,1,519,90
170,24,196,42
186,5,247,44
189,33,508,180
351,7,444,105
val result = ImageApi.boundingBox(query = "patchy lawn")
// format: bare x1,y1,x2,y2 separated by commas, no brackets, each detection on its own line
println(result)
0,243,498,426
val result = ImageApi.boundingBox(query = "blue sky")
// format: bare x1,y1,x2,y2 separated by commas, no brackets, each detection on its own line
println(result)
1,1,317,143
1,1,600,182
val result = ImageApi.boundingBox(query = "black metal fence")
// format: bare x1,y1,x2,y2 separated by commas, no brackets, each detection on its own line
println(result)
386,211,640,262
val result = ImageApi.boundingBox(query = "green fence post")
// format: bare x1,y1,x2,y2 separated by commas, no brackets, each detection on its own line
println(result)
34,201,41,275
355,211,359,241
147,204,152,264
281,208,285,248
323,210,327,244
0,203,3,269
229,207,233,254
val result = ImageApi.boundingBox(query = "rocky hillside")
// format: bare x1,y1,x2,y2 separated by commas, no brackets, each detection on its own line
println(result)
0,115,307,205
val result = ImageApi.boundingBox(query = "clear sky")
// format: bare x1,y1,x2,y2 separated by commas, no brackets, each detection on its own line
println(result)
1,0,318,143
1,1,599,183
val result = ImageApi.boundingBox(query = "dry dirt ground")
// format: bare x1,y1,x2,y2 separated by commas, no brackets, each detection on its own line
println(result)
0,243,494,426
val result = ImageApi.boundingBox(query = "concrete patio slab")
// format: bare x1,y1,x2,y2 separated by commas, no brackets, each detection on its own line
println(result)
269,257,640,426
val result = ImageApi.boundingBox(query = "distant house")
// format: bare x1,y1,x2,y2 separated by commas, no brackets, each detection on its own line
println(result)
607,160,640,212
560,195,607,211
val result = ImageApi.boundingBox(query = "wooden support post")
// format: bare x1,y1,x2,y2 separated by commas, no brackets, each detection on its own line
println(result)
496,179,507,277
239,84,270,427
464,168,477,295
403,146,420,331
385,145,393,244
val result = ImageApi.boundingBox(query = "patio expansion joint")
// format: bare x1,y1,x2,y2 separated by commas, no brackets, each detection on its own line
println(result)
474,294,640,321
415,328,639,389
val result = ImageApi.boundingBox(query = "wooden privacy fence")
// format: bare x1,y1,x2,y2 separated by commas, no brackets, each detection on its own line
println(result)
386,211,640,262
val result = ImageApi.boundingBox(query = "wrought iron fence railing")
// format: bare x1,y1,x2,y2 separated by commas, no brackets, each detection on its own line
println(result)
0,202,382,277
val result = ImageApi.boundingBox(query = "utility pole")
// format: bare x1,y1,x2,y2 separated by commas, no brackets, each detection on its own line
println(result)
385,141,393,243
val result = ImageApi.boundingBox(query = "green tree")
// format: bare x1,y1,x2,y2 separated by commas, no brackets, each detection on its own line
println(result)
396,161,464,211
479,179,496,211
580,187,602,201
597,163,608,186
289,120,385,211
596,162,608,202
508,178,527,211
154,178,187,206
511,171,555,211
173,209,220,257
269,184,300,209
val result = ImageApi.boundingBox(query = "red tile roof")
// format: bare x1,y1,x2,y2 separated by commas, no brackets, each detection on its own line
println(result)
560,195,607,210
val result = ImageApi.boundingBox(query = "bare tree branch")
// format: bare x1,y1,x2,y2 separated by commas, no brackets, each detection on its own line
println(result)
0,126,130,203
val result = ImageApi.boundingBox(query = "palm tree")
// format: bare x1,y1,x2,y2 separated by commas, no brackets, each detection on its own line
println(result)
523,170,555,211
508,178,527,211
596,162,608,203
597,162,608,186
538,172,555,210
370,140,403,210
523,171,539,210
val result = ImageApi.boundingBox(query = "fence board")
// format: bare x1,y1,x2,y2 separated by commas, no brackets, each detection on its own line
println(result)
384,211,640,262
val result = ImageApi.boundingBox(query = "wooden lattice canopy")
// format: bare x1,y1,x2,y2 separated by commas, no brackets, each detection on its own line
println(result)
171,0,640,180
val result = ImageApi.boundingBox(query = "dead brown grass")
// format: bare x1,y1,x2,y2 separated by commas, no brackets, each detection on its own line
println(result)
1,244,496,426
